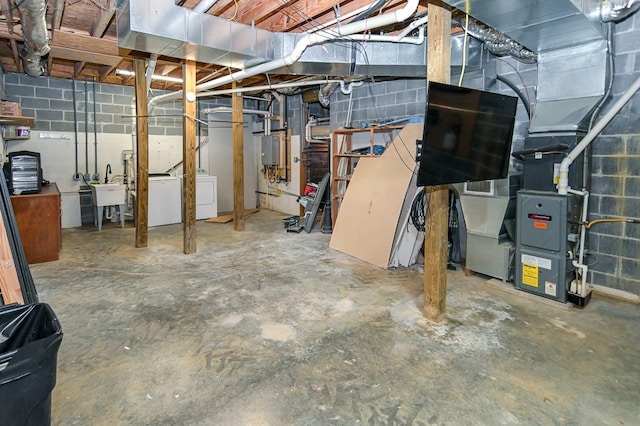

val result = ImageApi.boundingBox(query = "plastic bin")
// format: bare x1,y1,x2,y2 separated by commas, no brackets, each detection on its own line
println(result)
0,303,63,425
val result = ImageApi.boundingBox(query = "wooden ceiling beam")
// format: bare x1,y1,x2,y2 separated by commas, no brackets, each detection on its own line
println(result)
50,0,65,40
99,63,118,82
258,0,355,32
219,0,295,24
9,38,20,72
91,0,116,38
50,46,121,66
1,0,15,33
207,0,237,17
74,61,86,78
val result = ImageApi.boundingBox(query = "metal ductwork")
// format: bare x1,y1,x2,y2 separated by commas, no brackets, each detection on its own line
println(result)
453,16,536,63
117,0,275,69
443,0,614,134
530,39,609,133
444,0,605,52
118,0,484,80
596,0,640,22
15,0,50,77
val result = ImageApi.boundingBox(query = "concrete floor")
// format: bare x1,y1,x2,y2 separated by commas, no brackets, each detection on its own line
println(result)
30,210,639,425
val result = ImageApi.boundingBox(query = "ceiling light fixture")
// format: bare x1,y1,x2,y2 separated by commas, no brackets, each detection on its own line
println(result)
115,69,183,84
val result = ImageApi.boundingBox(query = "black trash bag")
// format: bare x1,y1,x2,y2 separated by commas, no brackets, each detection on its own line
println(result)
0,303,63,426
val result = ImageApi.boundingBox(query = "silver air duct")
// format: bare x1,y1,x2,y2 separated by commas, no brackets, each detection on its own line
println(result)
453,16,536,63
15,0,50,77
598,0,640,22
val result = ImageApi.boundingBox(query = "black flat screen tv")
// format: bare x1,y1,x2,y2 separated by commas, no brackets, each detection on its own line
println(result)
417,82,518,187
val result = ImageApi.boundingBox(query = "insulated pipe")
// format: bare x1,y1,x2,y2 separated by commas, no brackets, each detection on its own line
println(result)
149,0,419,108
15,0,50,76
558,74,640,194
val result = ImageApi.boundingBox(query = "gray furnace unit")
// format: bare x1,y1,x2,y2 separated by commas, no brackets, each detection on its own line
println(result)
515,191,581,302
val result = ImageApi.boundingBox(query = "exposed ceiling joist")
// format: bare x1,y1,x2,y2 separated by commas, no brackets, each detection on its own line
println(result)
50,0,66,40
91,0,116,37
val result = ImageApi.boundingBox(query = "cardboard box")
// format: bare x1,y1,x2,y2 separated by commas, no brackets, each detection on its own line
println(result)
0,101,22,117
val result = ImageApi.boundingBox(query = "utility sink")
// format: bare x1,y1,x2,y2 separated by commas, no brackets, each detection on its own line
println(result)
91,183,126,206
91,183,126,231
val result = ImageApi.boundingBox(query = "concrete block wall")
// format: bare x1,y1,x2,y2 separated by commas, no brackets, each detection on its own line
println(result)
2,73,235,136
586,13,640,295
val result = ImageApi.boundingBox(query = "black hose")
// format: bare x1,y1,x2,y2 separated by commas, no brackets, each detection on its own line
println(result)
497,74,531,119
71,77,79,178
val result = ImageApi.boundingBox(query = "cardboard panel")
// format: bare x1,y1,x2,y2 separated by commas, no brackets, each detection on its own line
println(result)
330,124,423,267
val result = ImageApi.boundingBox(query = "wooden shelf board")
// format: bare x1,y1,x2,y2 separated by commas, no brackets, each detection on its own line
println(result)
0,116,35,127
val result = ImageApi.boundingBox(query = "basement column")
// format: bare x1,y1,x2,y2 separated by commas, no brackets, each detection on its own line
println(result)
134,59,149,248
183,60,197,254
423,1,451,323
232,82,245,231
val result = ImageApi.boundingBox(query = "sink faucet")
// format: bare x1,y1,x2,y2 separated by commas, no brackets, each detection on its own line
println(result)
104,164,112,183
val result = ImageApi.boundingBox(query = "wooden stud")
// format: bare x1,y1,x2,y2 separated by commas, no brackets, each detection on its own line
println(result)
232,82,245,231
182,60,197,254
134,59,149,248
0,213,24,305
423,1,451,323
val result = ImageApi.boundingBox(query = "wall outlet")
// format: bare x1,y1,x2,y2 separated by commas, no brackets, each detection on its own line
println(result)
73,173,81,181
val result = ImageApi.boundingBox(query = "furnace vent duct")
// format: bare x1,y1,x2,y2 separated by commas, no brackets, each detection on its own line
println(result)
530,39,609,133
453,16,536,63
15,0,50,77
597,0,640,22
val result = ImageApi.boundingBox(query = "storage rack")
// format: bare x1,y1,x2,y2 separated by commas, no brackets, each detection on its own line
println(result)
330,126,403,227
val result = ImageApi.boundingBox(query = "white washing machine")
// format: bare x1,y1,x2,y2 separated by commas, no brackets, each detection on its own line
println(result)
195,175,218,220
148,176,182,227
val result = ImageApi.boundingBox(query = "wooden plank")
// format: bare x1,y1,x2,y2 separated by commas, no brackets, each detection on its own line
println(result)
134,59,149,248
9,39,20,72
0,210,24,305
329,124,423,268
183,60,197,254
91,0,116,38
205,209,259,224
74,61,85,78
49,46,121,67
423,0,451,324
232,82,245,231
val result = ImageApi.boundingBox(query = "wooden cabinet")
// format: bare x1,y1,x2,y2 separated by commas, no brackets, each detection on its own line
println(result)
10,184,61,264
330,126,403,227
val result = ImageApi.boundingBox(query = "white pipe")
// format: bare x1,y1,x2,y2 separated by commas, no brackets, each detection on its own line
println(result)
193,0,217,13
558,74,640,194
567,187,590,297
195,79,346,98
309,4,375,33
145,55,158,91
149,0,419,108
339,15,427,45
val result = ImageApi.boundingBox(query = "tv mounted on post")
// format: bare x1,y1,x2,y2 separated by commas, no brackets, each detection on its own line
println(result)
417,82,518,187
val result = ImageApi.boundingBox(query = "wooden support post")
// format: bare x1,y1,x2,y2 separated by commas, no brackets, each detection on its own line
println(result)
182,60,197,254
423,1,451,323
232,82,245,231
134,59,149,248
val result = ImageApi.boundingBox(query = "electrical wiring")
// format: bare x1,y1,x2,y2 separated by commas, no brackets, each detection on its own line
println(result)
496,57,533,122
410,187,426,231
586,217,639,229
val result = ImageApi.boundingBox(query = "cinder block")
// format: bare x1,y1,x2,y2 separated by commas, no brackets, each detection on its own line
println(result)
625,177,640,197
35,87,63,100
628,135,640,154
591,175,624,196
50,99,73,111
21,97,50,109
592,136,624,156
113,94,133,106
50,121,76,132
614,29,640,54
33,120,50,131
5,83,35,98
103,124,125,134
100,84,124,95
620,258,640,281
